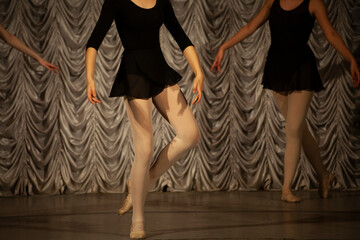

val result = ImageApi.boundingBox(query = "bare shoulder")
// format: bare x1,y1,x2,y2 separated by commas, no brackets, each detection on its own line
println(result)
309,0,326,15
264,0,275,9
309,0,325,6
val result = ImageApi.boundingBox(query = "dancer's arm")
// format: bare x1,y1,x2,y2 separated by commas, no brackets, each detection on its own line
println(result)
310,0,359,87
183,46,204,104
0,24,59,73
85,0,116,104
85,48,101,105
211,0,274,72
164,0,204,104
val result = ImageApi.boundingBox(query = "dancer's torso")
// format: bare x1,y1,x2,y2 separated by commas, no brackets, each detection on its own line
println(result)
268,0,314,51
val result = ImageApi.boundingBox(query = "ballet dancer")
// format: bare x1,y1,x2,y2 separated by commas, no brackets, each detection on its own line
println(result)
211,0,359,202
85,0,203,238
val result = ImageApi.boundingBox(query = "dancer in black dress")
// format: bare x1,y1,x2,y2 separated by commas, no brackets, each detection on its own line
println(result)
86,0,203,238
212,0,359,202
0,24,59,73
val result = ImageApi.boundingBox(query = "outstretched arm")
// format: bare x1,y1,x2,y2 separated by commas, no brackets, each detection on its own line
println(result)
0,24,59,73
211,0,274,72
310,0,359,87
183,46,204,104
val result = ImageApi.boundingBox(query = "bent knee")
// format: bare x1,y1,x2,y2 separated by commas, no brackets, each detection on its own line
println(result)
180,125,201,148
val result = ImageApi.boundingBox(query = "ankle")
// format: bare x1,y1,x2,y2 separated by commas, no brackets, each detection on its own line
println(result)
132,218,145,224
318,171,329,181
282,187,292,195
131,220,145,231
322,171,330,177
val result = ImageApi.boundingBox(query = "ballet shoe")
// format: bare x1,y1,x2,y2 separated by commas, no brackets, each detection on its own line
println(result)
118,180,133,215
281,192,301,203
318,172,334,199
130,220,146,239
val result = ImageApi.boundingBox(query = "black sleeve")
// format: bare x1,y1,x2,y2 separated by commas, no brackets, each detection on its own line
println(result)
163,0,193,52
86,0,117,50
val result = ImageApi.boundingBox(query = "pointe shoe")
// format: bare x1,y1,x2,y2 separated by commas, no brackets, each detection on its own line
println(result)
130,221,146,239
118,180,133,215
281,192,301,203
318,172,334,199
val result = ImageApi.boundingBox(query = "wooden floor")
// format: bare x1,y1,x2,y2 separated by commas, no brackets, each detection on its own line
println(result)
0,191,359,240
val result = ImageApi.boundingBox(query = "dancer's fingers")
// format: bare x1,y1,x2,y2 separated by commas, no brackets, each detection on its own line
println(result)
87,91,94,104
192,94,199,105
354,69,360,88
192,88,202,105
210,59,217,72
92,89,101,104
196,91,202,103
93,97,101,103
50,64,60,74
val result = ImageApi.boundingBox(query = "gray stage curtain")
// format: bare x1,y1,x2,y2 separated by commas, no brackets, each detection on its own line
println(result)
0,0,359,196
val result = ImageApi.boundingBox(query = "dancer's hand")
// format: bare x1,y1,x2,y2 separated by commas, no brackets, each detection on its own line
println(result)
350,60,359,88
87,79,101,104
192,73,204,105
38,58,60,74
211,46,225,73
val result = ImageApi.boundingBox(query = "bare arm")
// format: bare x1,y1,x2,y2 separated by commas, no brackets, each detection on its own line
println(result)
310,0,359,87
211,0,274,72
85,47,101,104
183,46,204,104
0,24,59,73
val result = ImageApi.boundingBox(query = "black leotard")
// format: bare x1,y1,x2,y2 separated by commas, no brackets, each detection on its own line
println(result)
262,0,324,93
86,0,193,98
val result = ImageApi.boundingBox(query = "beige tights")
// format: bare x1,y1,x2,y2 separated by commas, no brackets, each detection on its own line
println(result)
273,91,329,202
125,84,200,224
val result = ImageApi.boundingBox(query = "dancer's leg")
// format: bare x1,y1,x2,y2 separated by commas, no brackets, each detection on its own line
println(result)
149,84,200,188
125,97,153,226
272,91,313,202
272,91,332,199
118,85,200,216
282,91,313,202
302,122,333,197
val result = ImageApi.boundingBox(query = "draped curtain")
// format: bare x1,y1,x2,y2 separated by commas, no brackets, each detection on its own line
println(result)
0,0,359,196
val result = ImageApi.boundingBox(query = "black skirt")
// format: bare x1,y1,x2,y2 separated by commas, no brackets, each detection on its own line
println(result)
262,44,324,93
109,47,182,98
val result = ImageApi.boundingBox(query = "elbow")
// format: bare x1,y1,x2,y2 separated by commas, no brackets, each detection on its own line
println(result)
324,29,339,45
182,45,194,53
243,24,255,36
86,44,99,52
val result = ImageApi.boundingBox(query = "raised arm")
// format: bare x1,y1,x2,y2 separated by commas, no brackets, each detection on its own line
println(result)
310,0,359,87
164,0,204,104
211,0,274,72
0,24,59,73
85,0,116,104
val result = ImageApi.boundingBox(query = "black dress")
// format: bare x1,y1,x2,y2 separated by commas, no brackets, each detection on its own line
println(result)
86,0,193,98
262,0,324,93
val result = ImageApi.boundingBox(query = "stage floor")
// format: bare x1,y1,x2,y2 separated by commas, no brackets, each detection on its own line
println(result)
0,191,359,240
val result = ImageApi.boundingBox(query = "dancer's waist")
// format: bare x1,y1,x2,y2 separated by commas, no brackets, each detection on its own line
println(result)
124,46,162,54
269,43,310,51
